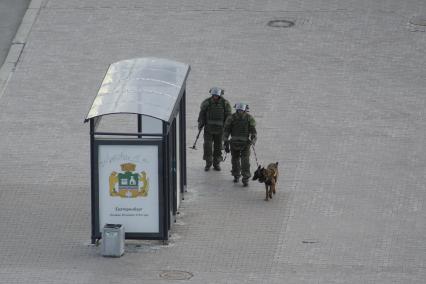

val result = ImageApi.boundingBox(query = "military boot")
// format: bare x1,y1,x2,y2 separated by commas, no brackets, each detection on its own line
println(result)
242,178,249,187
233,176,240,183
205,162,212,171
213,164,221,171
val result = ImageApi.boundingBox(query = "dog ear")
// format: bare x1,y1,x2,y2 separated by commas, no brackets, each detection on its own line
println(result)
257,165,261,169
276,162,279,166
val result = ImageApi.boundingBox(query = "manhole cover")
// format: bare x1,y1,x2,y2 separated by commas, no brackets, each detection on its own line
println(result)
160,270,193,280
267,19,295,28
409,15,426,26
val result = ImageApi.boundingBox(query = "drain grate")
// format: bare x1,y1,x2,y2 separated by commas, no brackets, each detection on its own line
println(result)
160,270,193,280
409,15,426,26
267,19,295,28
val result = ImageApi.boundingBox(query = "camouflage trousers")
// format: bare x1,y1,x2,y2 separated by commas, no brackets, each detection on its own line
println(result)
230,142,251,182
203,130,223,166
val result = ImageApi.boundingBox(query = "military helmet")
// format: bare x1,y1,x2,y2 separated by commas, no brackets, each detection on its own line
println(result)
234,103,248,111
209,87,224,97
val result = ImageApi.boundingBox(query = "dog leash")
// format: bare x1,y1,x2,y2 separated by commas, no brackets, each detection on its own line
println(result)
251,144,260,167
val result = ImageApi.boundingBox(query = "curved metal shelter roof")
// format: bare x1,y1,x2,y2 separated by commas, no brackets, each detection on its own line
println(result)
85,57,190,123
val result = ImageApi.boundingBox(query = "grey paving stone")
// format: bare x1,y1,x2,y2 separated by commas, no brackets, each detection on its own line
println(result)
0,0,425,283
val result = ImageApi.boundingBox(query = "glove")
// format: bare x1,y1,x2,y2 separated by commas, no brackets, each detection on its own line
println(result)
224,140,230,153
250,136,257,146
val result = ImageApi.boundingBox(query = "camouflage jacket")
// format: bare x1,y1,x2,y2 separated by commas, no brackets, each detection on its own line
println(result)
223,112,257,143
198,97,232,131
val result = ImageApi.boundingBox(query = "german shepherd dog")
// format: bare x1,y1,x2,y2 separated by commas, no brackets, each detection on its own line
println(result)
253,162,279,201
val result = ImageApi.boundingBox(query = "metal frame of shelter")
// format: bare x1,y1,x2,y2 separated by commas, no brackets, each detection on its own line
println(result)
84,57,190,243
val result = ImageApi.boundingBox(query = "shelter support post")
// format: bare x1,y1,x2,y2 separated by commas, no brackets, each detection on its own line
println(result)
162,121,170,240
180,90,187,198
90,119,97,244
138,114,142,138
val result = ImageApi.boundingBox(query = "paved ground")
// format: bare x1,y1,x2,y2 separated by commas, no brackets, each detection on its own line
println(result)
0,0,425,283
0,0,30,66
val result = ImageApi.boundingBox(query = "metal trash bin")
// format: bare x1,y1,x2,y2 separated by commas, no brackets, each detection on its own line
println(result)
101,224,125,257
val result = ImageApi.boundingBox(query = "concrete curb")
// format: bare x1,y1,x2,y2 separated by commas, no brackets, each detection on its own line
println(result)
0,0,44,99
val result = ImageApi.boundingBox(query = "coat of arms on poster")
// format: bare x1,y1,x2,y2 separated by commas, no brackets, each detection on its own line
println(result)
109,163,149,198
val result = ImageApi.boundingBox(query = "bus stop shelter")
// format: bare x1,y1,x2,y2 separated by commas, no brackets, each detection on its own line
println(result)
84,57,190,243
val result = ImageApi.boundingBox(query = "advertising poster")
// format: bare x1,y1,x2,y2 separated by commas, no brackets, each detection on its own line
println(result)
97,144,159,233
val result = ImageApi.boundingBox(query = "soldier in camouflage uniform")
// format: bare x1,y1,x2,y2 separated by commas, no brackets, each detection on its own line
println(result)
223,103,257,186
198,87,232,171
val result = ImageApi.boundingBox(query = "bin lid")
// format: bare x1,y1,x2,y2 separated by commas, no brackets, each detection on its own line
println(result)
85,57,190,124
